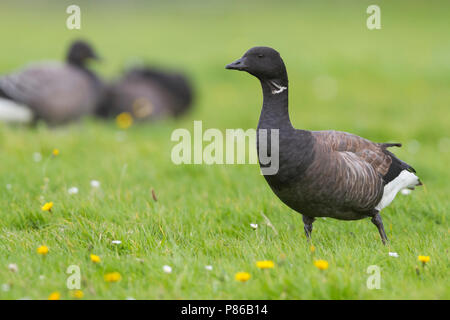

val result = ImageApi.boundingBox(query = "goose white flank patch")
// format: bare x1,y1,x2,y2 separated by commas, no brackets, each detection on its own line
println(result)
226,46,422,244
0,98,33,123
375,170,420,210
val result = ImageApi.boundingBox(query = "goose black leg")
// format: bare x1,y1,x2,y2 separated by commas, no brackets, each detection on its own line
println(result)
302,215,315,241
371,211,388,245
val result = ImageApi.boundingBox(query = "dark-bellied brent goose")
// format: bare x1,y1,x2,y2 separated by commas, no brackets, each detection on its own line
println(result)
0,40,103,125
226,46,421,244
96,66,193,121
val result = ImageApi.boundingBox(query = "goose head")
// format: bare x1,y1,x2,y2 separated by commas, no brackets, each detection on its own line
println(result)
226,46,287,85
67,40,100,66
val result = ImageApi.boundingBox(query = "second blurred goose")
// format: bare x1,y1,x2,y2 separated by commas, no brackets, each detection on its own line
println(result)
96,66,193,121
0,40,103,125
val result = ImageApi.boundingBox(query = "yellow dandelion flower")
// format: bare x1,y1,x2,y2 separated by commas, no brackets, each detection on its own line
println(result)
256,260,275,269
310,245,316,253
418,255,430,264
90,254,101,263
116,112,133,129
234,272,251,282
52,149,59,156
41,202,53,212
104,272,122,283
71,290,84,299
314,259,329,270
48,291,60,300
37,245,49,255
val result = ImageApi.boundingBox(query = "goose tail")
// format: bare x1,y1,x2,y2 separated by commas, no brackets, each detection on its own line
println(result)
380,142,422,187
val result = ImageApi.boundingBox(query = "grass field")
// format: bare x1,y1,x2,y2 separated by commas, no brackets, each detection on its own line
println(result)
0,0,449,299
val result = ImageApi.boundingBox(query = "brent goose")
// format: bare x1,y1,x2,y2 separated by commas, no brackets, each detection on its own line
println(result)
96,66,193,121
0,40,103,125
226,47,421,244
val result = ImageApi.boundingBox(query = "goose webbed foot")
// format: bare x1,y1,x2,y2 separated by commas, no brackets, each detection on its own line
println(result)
371,211,388,245
302,215,315,241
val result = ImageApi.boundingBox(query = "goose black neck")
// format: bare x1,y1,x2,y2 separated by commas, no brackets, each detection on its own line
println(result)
258,76,292,131
67,58,99,85
67,58,87,69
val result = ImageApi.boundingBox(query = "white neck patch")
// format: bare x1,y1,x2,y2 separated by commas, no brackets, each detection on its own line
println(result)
269,81,287,95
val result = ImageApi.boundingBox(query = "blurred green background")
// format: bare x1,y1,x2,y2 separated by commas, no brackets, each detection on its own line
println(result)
0,0,448,299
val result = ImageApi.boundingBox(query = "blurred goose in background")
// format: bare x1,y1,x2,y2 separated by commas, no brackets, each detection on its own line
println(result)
0,40,103,125
96,66,193,121
226,47,422,244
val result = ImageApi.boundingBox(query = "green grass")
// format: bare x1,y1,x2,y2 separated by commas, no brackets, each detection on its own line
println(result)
0,0,449,299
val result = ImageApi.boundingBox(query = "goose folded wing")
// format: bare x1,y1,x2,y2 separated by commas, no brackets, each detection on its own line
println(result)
309,130,398,212
0,63,68,105
312,130,393,177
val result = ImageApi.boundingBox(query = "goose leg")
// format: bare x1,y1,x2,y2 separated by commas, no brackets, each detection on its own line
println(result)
371,211,388,245
302,215,315,240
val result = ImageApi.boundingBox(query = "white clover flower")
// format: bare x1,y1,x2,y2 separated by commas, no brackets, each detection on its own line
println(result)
205,265,213,271
68,187,79,195
389,252,399,258
90,180,101,188
8,263,18,273
111,240,122,245
250,223,258,230
163,265,172,274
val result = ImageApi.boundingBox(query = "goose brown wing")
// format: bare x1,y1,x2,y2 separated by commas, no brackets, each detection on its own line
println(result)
312,130,394,177
309,130,395,212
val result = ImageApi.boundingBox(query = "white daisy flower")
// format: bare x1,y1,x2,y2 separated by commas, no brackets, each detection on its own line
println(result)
111,240,122,245
250,223,258,230
389,252,399,258
68,187,79,195
163,265,172,274
8,263,18,273
90,180,101,188
205,265,213,271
